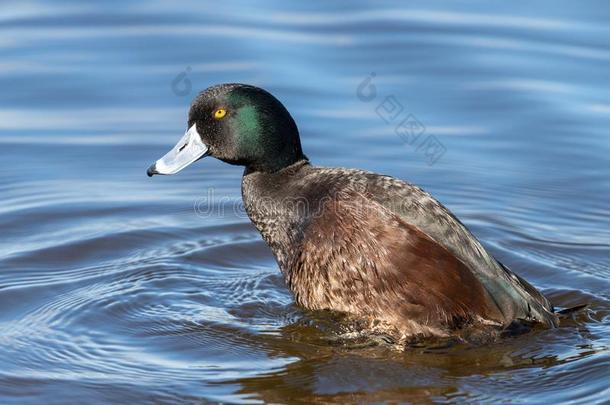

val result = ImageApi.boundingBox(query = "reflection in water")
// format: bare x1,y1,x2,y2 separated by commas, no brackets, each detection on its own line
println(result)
0,0,609,403
221,309,607,403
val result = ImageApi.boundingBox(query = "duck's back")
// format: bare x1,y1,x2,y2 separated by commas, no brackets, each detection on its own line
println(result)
242,162,558,337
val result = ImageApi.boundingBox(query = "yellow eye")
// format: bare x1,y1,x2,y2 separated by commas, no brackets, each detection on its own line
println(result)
214,108,227,119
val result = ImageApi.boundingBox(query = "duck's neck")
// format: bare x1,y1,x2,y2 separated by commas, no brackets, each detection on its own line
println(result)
241,159,311,272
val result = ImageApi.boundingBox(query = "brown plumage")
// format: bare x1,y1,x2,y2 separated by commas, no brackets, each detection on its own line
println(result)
242,161,556,341
148,83,560,343
293,193,505,333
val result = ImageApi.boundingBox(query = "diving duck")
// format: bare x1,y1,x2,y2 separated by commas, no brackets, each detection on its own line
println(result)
147,83,558,341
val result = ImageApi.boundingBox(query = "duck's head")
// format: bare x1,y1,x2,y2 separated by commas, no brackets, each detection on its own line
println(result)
147,83,305,177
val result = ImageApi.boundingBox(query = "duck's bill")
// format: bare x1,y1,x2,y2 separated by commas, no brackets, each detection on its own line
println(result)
147,124,208,177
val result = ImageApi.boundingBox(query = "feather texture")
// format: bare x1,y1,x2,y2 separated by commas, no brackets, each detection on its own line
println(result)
242,160,557,340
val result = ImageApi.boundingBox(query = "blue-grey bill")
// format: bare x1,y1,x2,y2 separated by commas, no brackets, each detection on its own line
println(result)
147,124,208,176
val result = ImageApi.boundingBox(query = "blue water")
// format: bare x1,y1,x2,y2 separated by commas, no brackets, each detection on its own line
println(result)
1,1,609,403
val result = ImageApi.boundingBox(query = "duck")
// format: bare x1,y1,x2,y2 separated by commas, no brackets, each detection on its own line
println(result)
147,83,559,342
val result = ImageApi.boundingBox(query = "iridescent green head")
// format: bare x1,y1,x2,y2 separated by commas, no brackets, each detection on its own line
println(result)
147,83,306,177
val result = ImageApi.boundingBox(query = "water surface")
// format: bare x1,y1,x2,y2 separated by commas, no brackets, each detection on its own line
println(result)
1,1,609,403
